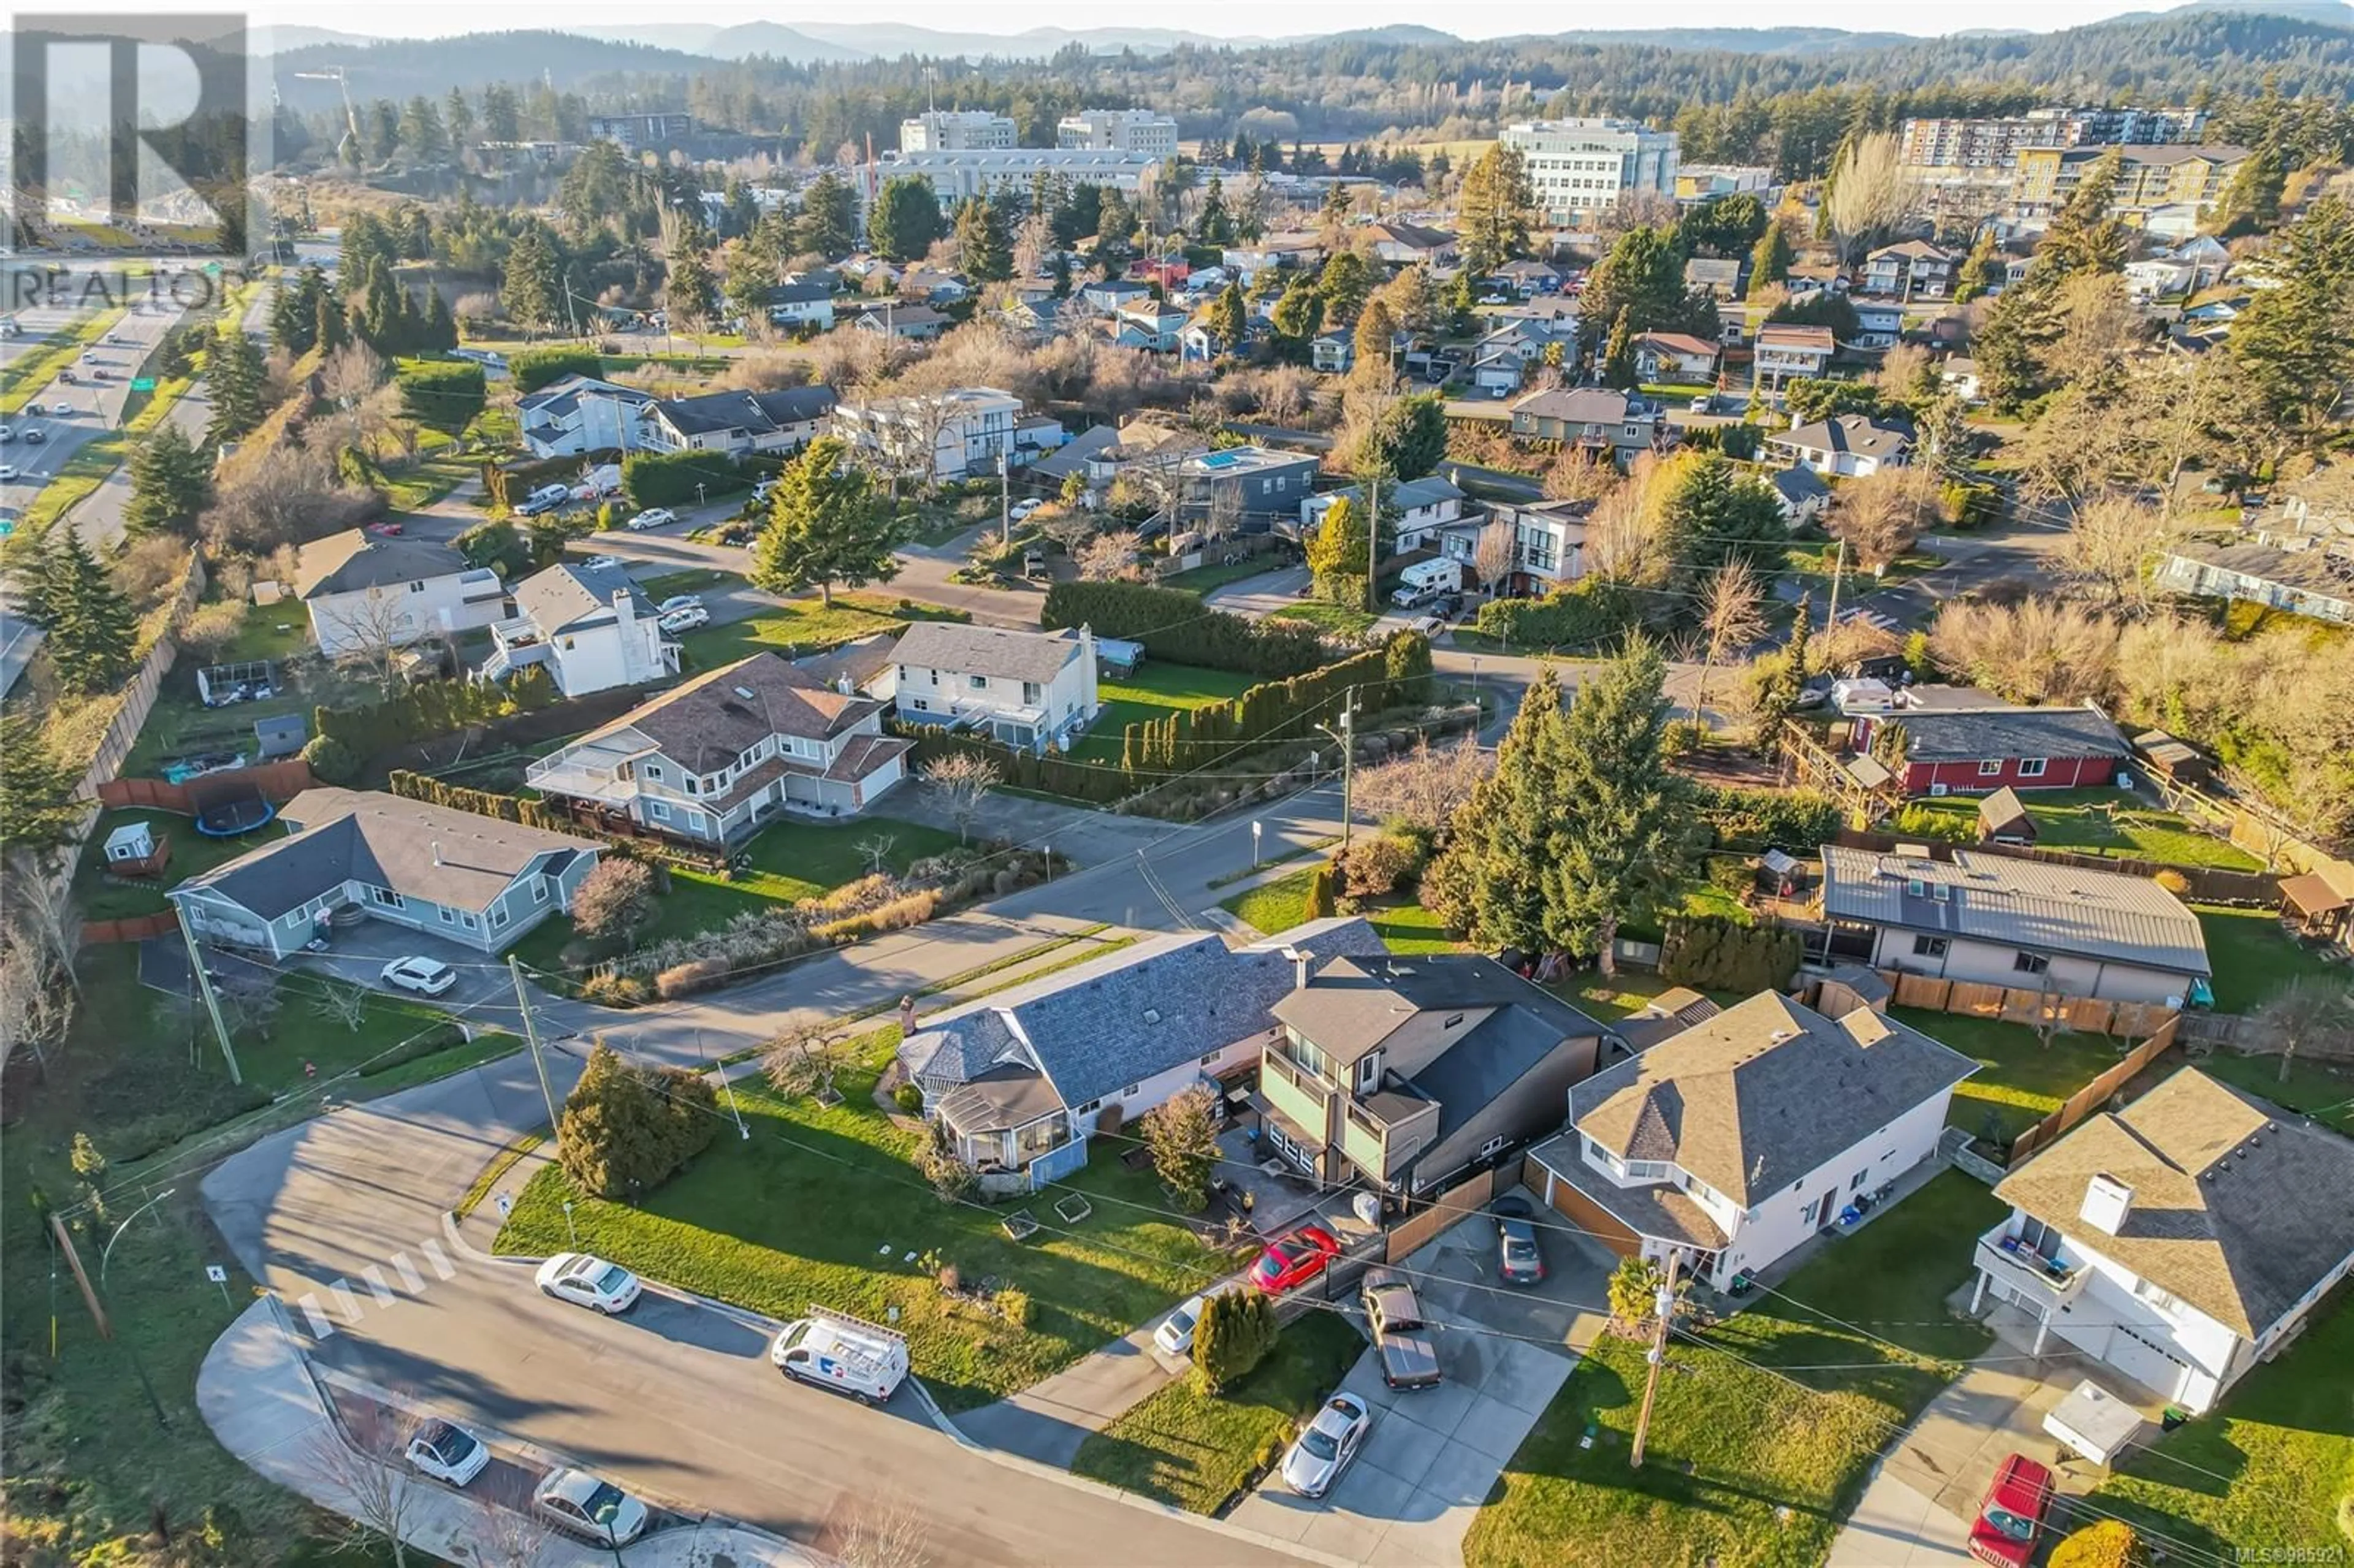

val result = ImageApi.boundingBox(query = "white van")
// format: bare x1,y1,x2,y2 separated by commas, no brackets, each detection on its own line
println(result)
515,483,573,517
771,1308,908,1405
1392,557,1463,607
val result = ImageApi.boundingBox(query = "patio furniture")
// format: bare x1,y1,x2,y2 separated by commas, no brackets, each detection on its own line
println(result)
1053,1193,1092,1225
1001,1210,1040,1243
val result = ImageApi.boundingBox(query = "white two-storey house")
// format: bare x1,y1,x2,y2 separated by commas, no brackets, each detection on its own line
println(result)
830,386,1024,481
882,622,1100,754
525,652,912,842
1971,1068,2354,1414
486,563,676,697
294,532,507,658
1529,992,1976,1288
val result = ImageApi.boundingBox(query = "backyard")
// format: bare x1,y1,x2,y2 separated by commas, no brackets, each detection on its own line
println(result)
1901,1008,2130,1144
1903,788,2264,872
2194,904,2344,1013
509,813,963,973
121,598,370,777
1466,1170,2005,1568
1069,1313,1368,1513
73,805,270,921
492,1025,1248,1412
1070,661,1259,766
671,593,967,669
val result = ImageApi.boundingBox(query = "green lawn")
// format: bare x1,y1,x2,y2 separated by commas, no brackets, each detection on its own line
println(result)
1556,970,1743,1024
1366,899,1464,954
2091,1287,2354,1561
672,593,961,669
493,1030,1246,1412
2194,905,2343,1013
638,566,740,602
1070,1313,1367,1513
1468,1170,2003,1568
1160,557,1286,595
1899,1008,2130,1144
1071,663,1260,765
2194,1051,2354,1135
73,806,273,920
1902,790,2262,872
1220,864,1319,937
380,451,478,512
510,814,962,974
1270,601,1380,637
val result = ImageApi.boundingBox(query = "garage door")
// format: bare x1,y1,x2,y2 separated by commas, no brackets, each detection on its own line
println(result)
1547,1173,1639,1257
2066,1322,2188,1400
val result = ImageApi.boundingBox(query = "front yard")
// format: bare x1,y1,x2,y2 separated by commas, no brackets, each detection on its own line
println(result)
1218,867,1466,956
1069,1312,1367,1513
671,593,966,670
1466,1170,2004,1568
1902,789,2263,872
492,1026,1247,1412
1071,662,1260,766
1269,601,1380,638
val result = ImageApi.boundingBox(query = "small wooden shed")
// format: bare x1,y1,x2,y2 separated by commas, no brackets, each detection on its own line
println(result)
1978,786,2036,846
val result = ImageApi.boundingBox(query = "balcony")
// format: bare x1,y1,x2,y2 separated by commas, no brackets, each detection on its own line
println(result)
1976,1221,2089,1306
1259,1050,1330,1143
526,736,658,807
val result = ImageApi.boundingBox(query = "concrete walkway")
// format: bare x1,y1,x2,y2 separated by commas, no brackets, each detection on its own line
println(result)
956,1305,1196,1467
197,1298,821,1567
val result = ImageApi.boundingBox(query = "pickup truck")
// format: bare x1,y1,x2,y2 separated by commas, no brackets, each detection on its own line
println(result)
1360,1268,1442,1390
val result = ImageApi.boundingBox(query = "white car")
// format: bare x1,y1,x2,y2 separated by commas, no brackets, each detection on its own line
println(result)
625,507,676,531
380,956,458,996
0,466,19,483
1477,291,1509,306
405,1418,491,1487
0,427,12,443
49,403,74,417
1009,498,1043,522
535,1252,642,1314
532,1467,649,1546
580,554,622,573
1281,1393,1372,1498
657,605,709,633
1154,1291,1220,1358
656,593,704,615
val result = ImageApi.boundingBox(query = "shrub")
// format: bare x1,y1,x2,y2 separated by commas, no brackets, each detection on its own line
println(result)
893,1083,924,1114
579,972,650,1008
1941,479,2004,528
395,359,486,434
1333,832,1419,897
1094,1102,1124,1137
2048,1521,2150,1568
554,1041,719,1198
301,733,359,784
1696,784,1842,850
1040,580,1327,677
509,346,603,394
655,958,731,999
623,448,755,509
1192,1288,1279,1394
2153,868,2190,894
996,1287,1031,1328
1892,802,1975,843
812,887,943,945
1472,580,1637,650
316,664,557,752
1659,915,1803,992
1305,861,1338,919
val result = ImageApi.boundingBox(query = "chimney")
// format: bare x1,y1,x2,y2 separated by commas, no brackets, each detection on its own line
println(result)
1293,952,1310,991
2080,1173,2134,1236
898,995,917,1036
432,842,443,866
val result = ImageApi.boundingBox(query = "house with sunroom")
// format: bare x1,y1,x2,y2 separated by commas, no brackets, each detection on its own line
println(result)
883,622,1101,755
1526,992,1976,1287
167,788,600,959
1971,1068,2354,1414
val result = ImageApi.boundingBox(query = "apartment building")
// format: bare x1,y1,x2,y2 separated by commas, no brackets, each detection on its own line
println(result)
585,113,691,153
897,110,1016,152
870,148,1156,208
1056,108,1179,159
1899,107,2206,173
1500,118,1678,227
2012,144,2249,222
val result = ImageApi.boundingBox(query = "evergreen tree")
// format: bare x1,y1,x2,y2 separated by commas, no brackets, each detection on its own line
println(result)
1456,144,1534,277
1317,249,1373,326
1094,188,1137,251
1747,220,1794,299
0,712,83,855
1191,1288,1278,1394
270,265,322,356
2208,142,2285,239
34,528,139,695
314,286,349,355
1206,282,1247,351
1305,495,1376,601
421,287,459,351
444,86,475,150
1602,306,1639,390
1197,175,1233,245
1269,279,1324,357
1952,229,2002,303
1425,667,1571,954
664,242,718,335
750,436,899,607
501,224,564,334
1584,226,1686,346
202,327,269,450
867,175,944,263
1541,636,1698,972
2230,194,2354,458
954,194,1012,282
123,425,211,538
1354,298,1398,376
794,171,858,258
1654,449,1788,584
1358,394,1449,481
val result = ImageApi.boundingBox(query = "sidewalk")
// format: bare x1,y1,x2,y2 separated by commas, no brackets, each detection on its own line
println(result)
197,1298,821,1568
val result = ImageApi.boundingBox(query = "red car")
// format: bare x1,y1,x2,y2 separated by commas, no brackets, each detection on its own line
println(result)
1250,1225,1341,1294
1967,1453,2055,1567
367,520,404,536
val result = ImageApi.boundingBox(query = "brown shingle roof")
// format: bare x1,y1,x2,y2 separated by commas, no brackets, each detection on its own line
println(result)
581,653,880,772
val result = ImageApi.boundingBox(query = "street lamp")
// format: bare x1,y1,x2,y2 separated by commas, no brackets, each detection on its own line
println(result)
1251,820,1263,869
1312,708,1356,847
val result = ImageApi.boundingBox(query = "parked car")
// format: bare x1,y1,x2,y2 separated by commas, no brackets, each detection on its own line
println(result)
1360,1269,1442,1390
770,1312,908,1404
1967,1453,2055,1567
1492,1194,1545,1285
1477,291,1509,306
379,956,457,996
1250,1225,1341,1294
625,507,676,531
580,554,622,573
1154,1290,1228,1359
534,1252,643,1315
1281,1393,1371,1498
656,594,704,616
367,520,403,536
532,1467,650,1546
56,368,77,382
0,466,17,484
1690,394,1713,414
1409,614,1448,641
514,483,572,517
404,1418,490,1487
104,333,128,346
1009,498,1043,522
1023,549,1047,580
657,605,709,633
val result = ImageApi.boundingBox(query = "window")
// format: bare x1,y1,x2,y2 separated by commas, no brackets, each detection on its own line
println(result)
1851,1169,1870,1192
910,698,928,712
644,764,663,781
491,906,511,928
2132,1277,2182,1315
1022,682,1042,704
1078,1100,1100,1115
1979,759,2005,777
1478,1135,1508,1160
2017,758,2048,778
1122,1083,1140,1097
684,777,699,796
1799,1195,1822,1228
1357,1056,1379,1092
370,886,404,909
648,801,670,821
1199,1052,1219,1067
968,674,986,691
2014,952,2051,976
459,911,478,930
437,905,455,924
408,580,425,593
533,880,549,904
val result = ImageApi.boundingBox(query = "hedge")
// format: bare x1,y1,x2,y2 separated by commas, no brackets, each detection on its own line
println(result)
891,725,1132,804
509,346,603,395
1942,479,2004,528
1040,579,1327,677
395,359,486,435
387,767,579,832
1472,579,1639,650
1696,783,1842,851
1659,915,1803,993
622,448,757,510
1120,634,1434,771
316,663,557,751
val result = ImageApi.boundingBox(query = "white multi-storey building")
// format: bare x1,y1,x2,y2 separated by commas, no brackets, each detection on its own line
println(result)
1056,109,1179,159
1500,117,1679,227
830,386,1024,482
897,110,1016,152
869,148,1155,210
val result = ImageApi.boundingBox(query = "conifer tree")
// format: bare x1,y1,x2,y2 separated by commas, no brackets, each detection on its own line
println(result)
750,436,899,607
202,326,269,449
124,424,212,538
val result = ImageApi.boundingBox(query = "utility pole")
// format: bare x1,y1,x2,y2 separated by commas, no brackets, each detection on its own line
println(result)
1316,706,1357,846
1824,536,1847,632
508,957,565,1134
178,924,241,1086
999,450,1011,547
1365,473,1381,614
1629,1249,1684,1469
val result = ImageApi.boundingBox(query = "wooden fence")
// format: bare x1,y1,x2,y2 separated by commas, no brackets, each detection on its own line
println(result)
2175,1011,2354,1062
2006,1016,2182,1166
73,553,208,806
82,911,181,946
1830,828,2279,907
1875,969,2177,1039
97,758,316,813
1384,1156,1526,1265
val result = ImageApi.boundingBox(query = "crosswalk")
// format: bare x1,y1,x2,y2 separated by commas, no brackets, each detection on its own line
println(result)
294,1234,460,1340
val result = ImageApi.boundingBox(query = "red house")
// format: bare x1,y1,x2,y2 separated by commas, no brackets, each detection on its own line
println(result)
1866,704,2129,797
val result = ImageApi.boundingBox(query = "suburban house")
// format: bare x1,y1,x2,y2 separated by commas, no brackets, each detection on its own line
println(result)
1508,387,1670,465
1864,240,1957,300
1849,300,1905,349
850,303,948,340
1108,301,1188,352
2156,542,2354,626
1768,414,1916,478
1028,425,1121,490
1300,474,1469,552
2125,258,2198,302
1972,1069,2354,1414
1941,356,1984,403
294,531,506,659
1683,257,1741,301
761,283,837,330
1817,845,2213,1005
1079,278,1154,315
1259,953,1618,1197
1179,323,1230,363
1528,992,1976,1284
1477,317,1577,374
1633,332,1720,383
486,563,675,696
1480,498,1594,595
831,386,1025,481
1859,700,2130,794
1754,323,1838,384
896,918,1390,1186
883,622,1101,754
642,387,838,457
168,787,600,959
517,375,653,459
1311,332,1355,375
1179,446,1320,529
901,268,970,306
1363,221,1458,267
527,652,912,841
1495,259,1564,295
1471,349,1529,398
1768,465,1833,526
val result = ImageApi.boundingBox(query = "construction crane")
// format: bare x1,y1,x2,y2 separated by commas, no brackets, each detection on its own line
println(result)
292,67,360,164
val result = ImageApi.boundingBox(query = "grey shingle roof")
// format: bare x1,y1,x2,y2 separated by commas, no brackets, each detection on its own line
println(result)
1996,1068,2354,1338
1566,992,1978,1205
653,386,836,438
1775,414,1914,462
891,623,1081,685
1978,786,2032,834
175,786,596,920
1407,994,1601,1151
1511,387,1636,425
1819,844,2211,977
1891,704,2128,763
1770,466,1830,506
294,531,474,599
513,562,657,636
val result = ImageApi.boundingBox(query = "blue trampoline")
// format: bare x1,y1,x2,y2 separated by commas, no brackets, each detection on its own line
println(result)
189,775,275,837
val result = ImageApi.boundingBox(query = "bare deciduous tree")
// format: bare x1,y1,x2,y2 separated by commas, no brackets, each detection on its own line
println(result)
825,1493,934,1568
573,857,657,947
1471,518,1517,595
1823,132,1915,266
918,753,1002,844
2062,493,2170,613
308,1401,427,1568
462,1491,554,1568
1830,469,1937,573
216,966,282,1041
1927,599,2124,705
1039,505,1101,556
1075,529,1141,582
1352,736,1495,834
764,1026,855,1102
2250,977,2354,1083
853,832,897,877
319,588,428,696
321,341,390,410
311,978,375,1033
1693,560,1768,719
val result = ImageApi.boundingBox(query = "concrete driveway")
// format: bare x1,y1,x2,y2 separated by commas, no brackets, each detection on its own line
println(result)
281,919,518,1023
